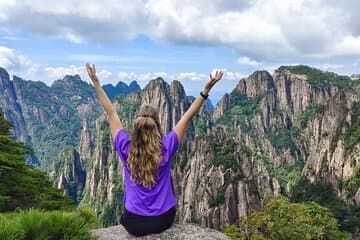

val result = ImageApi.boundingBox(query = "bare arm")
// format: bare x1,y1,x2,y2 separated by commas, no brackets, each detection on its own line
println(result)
174,71,224,143
86,63,123,139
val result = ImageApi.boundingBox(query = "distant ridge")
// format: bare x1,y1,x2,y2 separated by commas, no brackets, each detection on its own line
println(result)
102,81,141,100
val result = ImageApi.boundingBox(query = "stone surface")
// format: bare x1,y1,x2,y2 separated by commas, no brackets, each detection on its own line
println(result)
91,223,230,240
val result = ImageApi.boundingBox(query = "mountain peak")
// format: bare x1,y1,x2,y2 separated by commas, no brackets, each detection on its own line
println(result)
63,74,82,82
51,74,89,90
0,66,9,77
144,77,168,90
129,80,140,90
0,67,10,90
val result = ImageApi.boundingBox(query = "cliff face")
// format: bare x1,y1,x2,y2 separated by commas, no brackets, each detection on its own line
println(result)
0,70,101,168
1,66,359,233
0,68,26,143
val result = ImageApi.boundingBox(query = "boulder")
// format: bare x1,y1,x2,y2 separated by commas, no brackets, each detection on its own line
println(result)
91,223,230,240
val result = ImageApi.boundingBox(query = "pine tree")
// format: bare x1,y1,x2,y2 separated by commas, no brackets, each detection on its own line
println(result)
0,109,72,211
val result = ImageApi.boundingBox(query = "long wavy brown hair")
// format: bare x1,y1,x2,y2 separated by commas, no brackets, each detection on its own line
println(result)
128,105,163,188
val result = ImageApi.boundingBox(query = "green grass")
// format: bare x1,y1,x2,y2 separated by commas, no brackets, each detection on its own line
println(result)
0,208,98,240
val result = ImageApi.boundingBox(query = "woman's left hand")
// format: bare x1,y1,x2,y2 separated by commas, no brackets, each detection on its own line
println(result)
203,70,224,95
86,63,100,86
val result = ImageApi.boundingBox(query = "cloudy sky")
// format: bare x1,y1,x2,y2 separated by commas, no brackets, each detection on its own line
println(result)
1,0,360,103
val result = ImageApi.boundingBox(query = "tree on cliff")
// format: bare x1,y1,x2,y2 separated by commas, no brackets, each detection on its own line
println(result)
0,109,72,211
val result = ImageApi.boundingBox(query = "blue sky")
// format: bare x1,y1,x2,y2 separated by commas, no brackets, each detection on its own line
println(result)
1,0,360,103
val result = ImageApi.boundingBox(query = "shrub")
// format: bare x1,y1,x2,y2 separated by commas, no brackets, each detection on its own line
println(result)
290,177,360,232
241,196,350,240
223,224,244,240
0,208,98,240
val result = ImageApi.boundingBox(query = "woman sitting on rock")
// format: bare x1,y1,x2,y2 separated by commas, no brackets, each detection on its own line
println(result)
86,63,223,236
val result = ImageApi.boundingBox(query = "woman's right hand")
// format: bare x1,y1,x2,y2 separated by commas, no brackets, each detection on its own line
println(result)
86,63,100,86
203,70,224,95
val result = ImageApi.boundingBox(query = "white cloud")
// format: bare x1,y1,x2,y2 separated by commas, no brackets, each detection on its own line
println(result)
315,63,344,71
0,0,148,43
1,0,360,61
0,45,116,85
99,69,112,79
173,72,208,81
42,65,86,83
0,45,40,79
236,56,261,66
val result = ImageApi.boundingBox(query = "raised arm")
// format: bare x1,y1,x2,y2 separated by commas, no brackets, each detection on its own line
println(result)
86,63,123,139
174,70,224,143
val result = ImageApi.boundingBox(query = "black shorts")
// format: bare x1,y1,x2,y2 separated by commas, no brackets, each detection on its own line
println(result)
120,206,176,236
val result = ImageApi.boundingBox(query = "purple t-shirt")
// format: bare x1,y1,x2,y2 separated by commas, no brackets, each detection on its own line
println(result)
114,129,179,216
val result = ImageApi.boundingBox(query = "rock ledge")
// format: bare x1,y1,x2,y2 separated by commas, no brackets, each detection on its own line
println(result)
91,223,230,240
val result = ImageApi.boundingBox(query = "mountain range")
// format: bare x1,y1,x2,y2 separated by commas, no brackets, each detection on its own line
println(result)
0,65,359,237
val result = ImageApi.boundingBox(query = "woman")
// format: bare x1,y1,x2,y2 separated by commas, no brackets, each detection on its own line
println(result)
86,63,223,236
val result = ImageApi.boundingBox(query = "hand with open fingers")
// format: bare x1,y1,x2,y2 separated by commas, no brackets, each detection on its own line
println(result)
86,63,100,86
204,70,224,94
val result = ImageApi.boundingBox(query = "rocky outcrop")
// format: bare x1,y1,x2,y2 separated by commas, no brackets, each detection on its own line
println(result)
49,147,86,203
0,68,26,142
212,93,230,120
91,223,230,240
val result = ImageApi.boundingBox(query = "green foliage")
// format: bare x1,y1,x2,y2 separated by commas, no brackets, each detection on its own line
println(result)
116,95,141,130
211,141,237,170
217,90,262,133
0,110,73,212
0,214,23,240
343,102,360,155
265,125,300,155
223,224,244,240
339,165,360,197
193,113,208,136
209,186,226,207
290,177,360,232
253,150,303,194
11,75,101,170
100,184,123,227
241,196,351,240
280,65,360,90
100,121,111,146
208,140,245,207
298,103,325,128
0,208,98,240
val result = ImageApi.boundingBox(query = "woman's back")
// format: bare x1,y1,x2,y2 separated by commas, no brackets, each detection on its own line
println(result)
114,128,179,216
